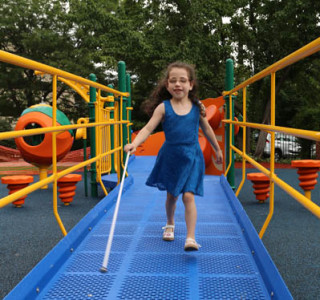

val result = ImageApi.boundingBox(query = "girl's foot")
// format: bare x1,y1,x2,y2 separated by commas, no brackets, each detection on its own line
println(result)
162,224,175,241
184,238,200,251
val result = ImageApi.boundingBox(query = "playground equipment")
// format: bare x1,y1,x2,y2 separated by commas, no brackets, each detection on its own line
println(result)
57,174,82,206
224,37,320,239
291,159,320,200
247,173,270,204
0,50,131,239
201,97,226,175
75,118,89,197
4,156,293,299
14,104,73,188
1,175,34,207
206,103,221,129
2,37,320,299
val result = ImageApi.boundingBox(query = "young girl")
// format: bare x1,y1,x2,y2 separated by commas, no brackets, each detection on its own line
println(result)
124,62,223,251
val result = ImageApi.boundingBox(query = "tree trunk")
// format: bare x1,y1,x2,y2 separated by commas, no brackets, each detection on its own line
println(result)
254,98,271,158
254,67,291,158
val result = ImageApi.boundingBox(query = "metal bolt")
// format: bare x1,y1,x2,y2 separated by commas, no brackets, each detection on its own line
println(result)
251,250,255,255
36,287,40,293
88,227,92,231
271,291,274,297
70,248,74,252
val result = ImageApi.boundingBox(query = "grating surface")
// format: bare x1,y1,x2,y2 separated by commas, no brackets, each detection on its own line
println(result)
33,156,278,299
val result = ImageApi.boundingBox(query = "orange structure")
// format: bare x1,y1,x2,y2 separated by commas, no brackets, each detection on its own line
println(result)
291,159,320,199
57,174,82,206
1,175,34,207
14,104,74,188
133,97,226,175
132,131,165,156
201,97,225,175
247,173,270,203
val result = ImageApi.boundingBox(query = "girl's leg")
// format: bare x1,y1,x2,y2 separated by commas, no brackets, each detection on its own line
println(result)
166,192,178,226
162,192,178,240
182,192,197,240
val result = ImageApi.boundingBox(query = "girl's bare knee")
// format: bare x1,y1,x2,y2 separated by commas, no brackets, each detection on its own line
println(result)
182,192,195,205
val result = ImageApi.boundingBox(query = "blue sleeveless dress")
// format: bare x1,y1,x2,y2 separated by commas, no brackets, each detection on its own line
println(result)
146,100,205,197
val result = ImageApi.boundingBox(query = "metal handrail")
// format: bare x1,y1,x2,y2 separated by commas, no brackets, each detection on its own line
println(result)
0,50,129,97
0,50,129,237
223,37,320,97
223,37,320,238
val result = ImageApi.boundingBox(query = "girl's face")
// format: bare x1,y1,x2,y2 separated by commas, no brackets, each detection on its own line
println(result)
166,67,194,101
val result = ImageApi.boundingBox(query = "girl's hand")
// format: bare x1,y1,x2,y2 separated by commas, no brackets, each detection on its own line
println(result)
215,149,223,164
124,143,136,153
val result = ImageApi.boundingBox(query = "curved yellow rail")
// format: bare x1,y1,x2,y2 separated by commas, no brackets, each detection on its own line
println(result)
223,37,320,238
0,50,130,238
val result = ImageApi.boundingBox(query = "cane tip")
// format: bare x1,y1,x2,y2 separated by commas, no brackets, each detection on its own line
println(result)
100,266,108,273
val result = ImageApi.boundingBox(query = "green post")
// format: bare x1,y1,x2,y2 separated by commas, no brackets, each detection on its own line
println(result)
118,61,127,176
225,59,235,189
89,73,98,197
126,73,132,143
107,84,116,173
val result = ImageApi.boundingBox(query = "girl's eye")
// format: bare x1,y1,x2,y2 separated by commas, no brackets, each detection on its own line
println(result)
169,79,188,84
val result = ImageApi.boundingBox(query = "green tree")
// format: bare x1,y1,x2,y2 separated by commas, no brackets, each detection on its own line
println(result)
67,0,238,129
229,0,320,157
0,0,104,128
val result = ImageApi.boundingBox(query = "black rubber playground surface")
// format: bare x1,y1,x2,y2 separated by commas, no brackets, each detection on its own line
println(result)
1,167,320,299
237,168,320,300
0,172,103,299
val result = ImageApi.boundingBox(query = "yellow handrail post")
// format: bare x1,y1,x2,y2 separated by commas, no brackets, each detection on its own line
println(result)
52,75,67,236
259,72,276,238
236,87,247,197
225,94,233,177
0,51,133,238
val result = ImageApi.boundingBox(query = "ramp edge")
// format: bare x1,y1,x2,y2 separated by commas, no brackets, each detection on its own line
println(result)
220,175,292,300
4,175,134,300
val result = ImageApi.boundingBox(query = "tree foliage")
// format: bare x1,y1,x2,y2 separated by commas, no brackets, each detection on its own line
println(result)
229,0,320,157
0,0,319,155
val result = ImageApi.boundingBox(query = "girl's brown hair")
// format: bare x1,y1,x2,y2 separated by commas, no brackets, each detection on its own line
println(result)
143,62,206,117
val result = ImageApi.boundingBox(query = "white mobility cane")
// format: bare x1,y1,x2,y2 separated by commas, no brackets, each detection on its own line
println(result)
100,151,131,273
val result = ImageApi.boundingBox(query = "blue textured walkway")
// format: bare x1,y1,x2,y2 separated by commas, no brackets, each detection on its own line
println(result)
5,156,292,299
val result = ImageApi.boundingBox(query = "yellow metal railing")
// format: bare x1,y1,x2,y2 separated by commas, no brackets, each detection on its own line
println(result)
223,37,320,238
0,50,130,236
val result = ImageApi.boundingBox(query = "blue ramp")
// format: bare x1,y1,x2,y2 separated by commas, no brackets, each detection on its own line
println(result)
5,156,292,299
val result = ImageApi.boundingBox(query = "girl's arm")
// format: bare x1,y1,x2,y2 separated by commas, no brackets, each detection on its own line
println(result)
199,115,223,164
124,103,165,153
